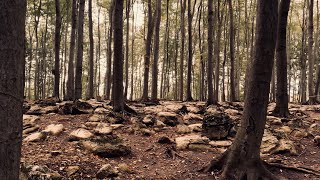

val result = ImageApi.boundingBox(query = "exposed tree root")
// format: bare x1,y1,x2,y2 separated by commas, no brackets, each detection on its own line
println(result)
201,149,286,180
265,162,320,177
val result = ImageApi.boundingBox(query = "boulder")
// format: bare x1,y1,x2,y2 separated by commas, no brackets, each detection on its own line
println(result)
308,123,320,136
96,164,118,179
142,115,156,126
94,123,113,135
69,128,93,141
23,124,39,135
43,124,64,136
261,130,279,154
66,166,79,176
175,134,209,150
272,139,298,155
202,113,233,140
23,115,40,124
183,113,203,121
188,123,202,132
21,163,62,180
94,107,110,115
224,109,239,116
176,125,192,134
209,140,232,148
24,132,47,142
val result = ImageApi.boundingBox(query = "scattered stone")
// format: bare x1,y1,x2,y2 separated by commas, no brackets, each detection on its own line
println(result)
66,166,80,176
96,164,118,179
308,123,320,136
142,115,156,126
94,123,113,135
23,115,40,124
314,136,320,146
158,136,173,144
176,105,189,114
176,125,191,134
209,140,232,147
206,106,221,115
84,122,99,129
21,163,62,180
155,120,166,127
272,139,298,155
188,123,202,132
80,140,131,158
35,97,60,106
69,128,93,141
24,132,47,142
188,144,212,151
111,124,124,130
274,126,291,137
291,128,308,138
261,130,279,154
43,124,64,136
117,163,133,174
140,128,155,136
157,111,177,118
202,113,233,140
94,107,110,115
175,134,209,150
89,114,103,122
23,125,39,135
187,106,200,114
183,113,203,121
224,109,239,116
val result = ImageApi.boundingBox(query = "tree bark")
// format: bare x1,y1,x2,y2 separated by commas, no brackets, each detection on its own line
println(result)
179,0,187,101
308,0,316,104
113,0,125,112
207,0,215,105
124,0,130,100
273,0,291,117
75,0,85,99
105,0,114,100
205,0,279,179
0,0,26,178
87,0,94,99
186,0,194,101
53,0,62,98
151,0,161,102
228,0,236,102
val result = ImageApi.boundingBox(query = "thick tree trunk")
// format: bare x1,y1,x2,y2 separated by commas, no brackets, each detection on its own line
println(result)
141,0,155,101
0,0,26,178
273,0,291,117
66,0,77,101
75,0,85,99
151,0,161,102
205,1,279,179
207,0,215,105
300,0,307,103
87,0,94,99
113,0,125,112
186,0,193,101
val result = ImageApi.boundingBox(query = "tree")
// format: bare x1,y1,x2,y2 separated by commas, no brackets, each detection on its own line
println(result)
105,0,114,100
207,0,215,105
66,0,78,101
273,0,291,117
151,0,161,102
180,0,187,101
53,0,61,98
87,0,94,99
204,0,279,179
228,0,236,102
0,0,26,178
113,0,125,111
186,0,194,101
308,0,316,104
75,0,85,99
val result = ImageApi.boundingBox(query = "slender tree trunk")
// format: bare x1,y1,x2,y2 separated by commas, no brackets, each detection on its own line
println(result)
141,0,155,101
186,0,194,101
75,0,85,99
151,0,161,101
308,0,316,104
214,0,223,103
207,0,215,105
124,0,130,99
180,0,187,101
87,0,94,99
205,1,279,179
113,0,125,111
130,8,135,101
53,0,62,98
273,0,291,117
228,0,236,102
106,0,114,100
0,0,26,178
301,0,307,103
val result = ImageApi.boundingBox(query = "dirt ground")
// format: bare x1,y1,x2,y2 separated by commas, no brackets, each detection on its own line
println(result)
21,101,320,179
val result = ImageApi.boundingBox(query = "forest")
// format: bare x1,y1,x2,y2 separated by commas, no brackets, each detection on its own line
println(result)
0,0,320,179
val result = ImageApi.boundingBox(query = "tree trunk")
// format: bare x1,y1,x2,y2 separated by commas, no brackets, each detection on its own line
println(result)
214,0,223,103
207,0,215,105
186,0,193,101
179,0,187,101
205,1,279,179
273,0,291,117
124,0,130,100
0,0,26,178
75,0,85,99
105,0,114,100
228,0,236,102
87,0,94,99
113,0,125,112
53,0,61,98
308,0,316,104
301,0,307,103
66,0,77,101
151,0,161,102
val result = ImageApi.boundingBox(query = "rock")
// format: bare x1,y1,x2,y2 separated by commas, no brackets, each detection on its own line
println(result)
142,115,156,126
308,123,320,136
41,106,59,114
209,140,232,147
164,104,183,112
175,134,209,150
110,124,124,130
58,102,87,115
272,139,298,155
43,124,64,136
89,114,103,122
267,116,282,125
117,163,133,173
274,126,291,137
96,164,118,179
261,130,279,154
35,97,60,106
188,144,212,151
25,105,43,115
23,115,40,124
94,123,113,135
94,107,110,115
69,128,93,141
224,109,239,116
157,111,177,118
140,128,155,136
50,151,61,156
158,136,173,144
188,124,202,132
155,120,166,127
187,106,200,114
24,132,47,142
23,125,39,135
206,106,221,115
23,103,31,113
84,122,99,128
80,140,131,158
74,100,93,113
202,113,233,140
183,113,203,121
291,128,308,138
21,163,62,180
176,125,191,134
66,166,80,176
175,105,189,114
314,136,320,146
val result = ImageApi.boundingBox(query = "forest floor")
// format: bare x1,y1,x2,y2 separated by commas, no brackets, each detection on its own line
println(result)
20,99,320,179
